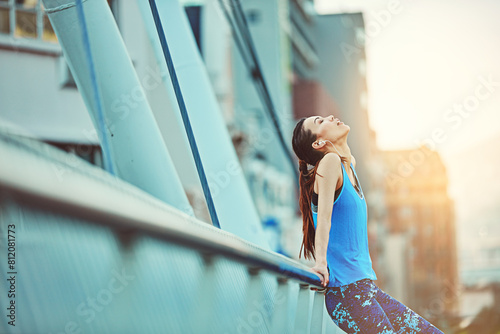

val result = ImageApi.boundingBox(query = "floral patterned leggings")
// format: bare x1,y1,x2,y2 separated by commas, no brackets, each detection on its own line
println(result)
325,279,444,334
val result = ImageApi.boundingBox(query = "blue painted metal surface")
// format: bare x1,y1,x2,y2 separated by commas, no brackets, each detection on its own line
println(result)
136,0,270,248
148,0,221,229
42,0,193,215
74,0,115,175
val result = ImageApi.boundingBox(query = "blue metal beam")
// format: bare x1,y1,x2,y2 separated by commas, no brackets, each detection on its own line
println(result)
41,0,194,215
136,0,270,248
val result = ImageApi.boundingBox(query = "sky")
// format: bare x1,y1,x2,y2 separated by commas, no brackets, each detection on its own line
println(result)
315,0,500,158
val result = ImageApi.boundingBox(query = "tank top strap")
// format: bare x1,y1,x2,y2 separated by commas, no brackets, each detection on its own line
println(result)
348,162,364,199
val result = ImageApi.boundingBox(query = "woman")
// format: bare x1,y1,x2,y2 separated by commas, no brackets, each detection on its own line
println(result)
291,115,444,334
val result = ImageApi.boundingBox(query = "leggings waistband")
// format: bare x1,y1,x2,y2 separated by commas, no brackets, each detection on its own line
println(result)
327,278,373,292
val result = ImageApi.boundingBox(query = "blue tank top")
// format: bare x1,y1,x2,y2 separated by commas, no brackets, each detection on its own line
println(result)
311,162,377,287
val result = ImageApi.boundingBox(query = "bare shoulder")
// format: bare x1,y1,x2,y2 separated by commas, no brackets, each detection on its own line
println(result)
315,153,342,215
316,153,342,191
351,155,356,168
317,153,342,176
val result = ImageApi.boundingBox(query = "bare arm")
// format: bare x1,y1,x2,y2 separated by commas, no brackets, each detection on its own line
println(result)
311,153,342,287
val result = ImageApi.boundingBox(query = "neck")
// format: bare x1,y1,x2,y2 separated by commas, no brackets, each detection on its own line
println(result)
328,140,351,165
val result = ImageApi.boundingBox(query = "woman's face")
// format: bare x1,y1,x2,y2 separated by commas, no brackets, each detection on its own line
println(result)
303,115,350,145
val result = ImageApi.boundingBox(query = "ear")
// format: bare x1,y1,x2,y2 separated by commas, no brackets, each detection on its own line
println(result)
312,140,326,150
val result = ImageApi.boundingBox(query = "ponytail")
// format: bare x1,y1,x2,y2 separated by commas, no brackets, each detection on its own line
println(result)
298,159,322,260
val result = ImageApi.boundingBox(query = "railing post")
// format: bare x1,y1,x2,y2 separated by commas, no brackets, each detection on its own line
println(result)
239,267,270,333
270,277,289,333
193,254,217,333
310,287,326,334
293,283,311,334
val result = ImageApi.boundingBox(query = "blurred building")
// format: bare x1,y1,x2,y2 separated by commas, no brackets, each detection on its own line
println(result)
288,11,389,281
382,146,458,327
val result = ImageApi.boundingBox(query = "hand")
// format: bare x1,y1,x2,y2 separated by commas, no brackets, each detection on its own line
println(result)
311,263,329,287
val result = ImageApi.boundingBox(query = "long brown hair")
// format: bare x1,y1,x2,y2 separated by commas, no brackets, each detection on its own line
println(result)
292,117,348,260
292,118,325,261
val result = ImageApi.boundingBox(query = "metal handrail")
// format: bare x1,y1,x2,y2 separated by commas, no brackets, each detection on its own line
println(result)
0,132,323,288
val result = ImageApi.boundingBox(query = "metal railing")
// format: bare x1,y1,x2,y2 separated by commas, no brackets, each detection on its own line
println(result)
0,132,344,333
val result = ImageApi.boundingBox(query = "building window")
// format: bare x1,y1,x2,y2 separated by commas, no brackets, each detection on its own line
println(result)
184,5,202,56
0,0,57,42
0,3,10,34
